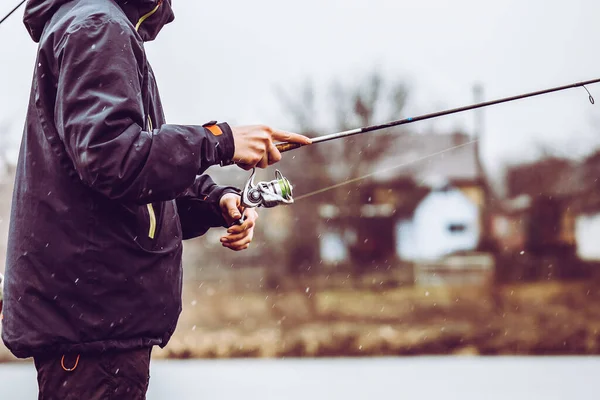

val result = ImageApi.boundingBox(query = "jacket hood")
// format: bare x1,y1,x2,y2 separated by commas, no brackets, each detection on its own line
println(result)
23,0,174,42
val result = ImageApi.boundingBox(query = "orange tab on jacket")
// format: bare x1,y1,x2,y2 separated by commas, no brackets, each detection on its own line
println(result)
203,120,223,136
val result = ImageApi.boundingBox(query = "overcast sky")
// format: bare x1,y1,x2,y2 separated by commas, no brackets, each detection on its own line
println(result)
1,0,599,181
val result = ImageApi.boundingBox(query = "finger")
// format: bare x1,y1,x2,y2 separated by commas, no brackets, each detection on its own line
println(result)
221,228,253,243
256,155,269,169
222,235,253,249
222,234,252,248
228,209,257,230
227,215,255,234
270,129,312,145
267,142,282,165
224,243,250,252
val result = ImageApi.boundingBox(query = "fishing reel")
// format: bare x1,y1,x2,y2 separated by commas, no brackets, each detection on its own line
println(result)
236,168,294,224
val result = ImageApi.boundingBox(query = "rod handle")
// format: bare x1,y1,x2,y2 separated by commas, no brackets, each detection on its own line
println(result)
276,142,305,153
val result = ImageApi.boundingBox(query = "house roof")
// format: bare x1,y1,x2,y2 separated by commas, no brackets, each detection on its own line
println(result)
366,131,480,186
502,149,600,214
505,157,583,199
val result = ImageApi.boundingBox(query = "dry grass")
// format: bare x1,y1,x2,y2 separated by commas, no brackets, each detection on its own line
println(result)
2,278,600,363
152,278,600,359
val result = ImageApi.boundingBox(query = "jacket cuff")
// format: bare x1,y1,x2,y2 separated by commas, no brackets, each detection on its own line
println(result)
202,121,235,167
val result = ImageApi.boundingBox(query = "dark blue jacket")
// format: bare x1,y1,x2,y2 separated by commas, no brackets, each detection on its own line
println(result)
1,0,238,359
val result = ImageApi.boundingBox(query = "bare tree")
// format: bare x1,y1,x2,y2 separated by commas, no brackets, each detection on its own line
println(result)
275,69,410,205
273,69,412,278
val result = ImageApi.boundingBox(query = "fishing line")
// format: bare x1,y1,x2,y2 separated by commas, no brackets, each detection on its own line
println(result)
294,139,478,201
0,0,25,26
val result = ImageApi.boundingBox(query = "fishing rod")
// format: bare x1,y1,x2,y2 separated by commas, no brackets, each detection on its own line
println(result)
237,77,600,222
0,0,25,26
275,77,600,153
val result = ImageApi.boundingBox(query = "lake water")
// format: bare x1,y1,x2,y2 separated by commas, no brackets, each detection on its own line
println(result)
1,357,598,399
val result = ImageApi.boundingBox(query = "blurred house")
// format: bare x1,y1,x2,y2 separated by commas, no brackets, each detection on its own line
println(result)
317,131,486,267
491,151,600,280
571,152,600,262
496,156,584,258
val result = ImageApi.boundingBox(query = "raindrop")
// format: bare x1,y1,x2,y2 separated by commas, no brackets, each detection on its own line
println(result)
91,44,96,50
115,368,119,374
520,251,525,255
192,325,197,331
191,300,197,306
75,278,79,284
305,287,310,293
425,291,430,296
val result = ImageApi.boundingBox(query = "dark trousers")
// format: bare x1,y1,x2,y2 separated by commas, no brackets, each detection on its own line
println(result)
33,347,152,400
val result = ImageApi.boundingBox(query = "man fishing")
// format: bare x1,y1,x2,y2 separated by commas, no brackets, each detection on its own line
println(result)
0,0,310,398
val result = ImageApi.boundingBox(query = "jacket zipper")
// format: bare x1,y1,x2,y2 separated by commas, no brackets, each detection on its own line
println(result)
136,0,162,239
147,204,157,239
146,114,156,239
135,0,164,31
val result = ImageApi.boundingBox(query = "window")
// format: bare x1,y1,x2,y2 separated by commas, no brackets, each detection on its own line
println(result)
448,223,467,233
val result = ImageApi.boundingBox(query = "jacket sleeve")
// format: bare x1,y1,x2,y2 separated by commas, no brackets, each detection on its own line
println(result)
176,175,241,240
53,16,235,204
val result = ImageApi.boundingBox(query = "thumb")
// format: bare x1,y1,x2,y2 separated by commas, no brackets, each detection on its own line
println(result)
229,205,242,220
225,200,242,220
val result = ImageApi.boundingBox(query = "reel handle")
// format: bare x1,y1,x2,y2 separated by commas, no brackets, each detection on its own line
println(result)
234,213,246,226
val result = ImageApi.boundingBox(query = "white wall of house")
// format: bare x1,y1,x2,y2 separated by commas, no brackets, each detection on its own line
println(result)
575,212,600,261
396,187,481,261
320,231,349,264
318,187,481,265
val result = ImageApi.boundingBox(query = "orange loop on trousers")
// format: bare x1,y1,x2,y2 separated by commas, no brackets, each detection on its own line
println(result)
61,354,80,372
